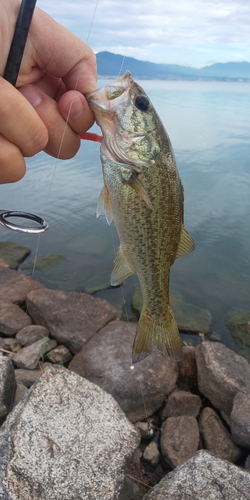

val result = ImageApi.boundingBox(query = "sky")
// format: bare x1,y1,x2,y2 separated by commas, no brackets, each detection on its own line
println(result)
38,0,250,68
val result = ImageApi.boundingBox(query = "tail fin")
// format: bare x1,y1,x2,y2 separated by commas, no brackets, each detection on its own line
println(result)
132,306,182,363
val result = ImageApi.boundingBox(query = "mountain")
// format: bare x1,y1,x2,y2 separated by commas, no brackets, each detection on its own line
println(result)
96,52,250,81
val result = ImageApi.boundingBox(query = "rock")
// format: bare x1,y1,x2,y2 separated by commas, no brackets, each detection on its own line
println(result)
0,365,140,500
143,450,250,500
0,337,22,353
245,455,250,471
134,421,152,440
0,266,44,304
0,357,16,424
161,390,201,420
16,325,50,346
0,303,32,336
46,345,72,365
15,369,42,387
119,476,141,500
143,441,160,467
13,383,28,407
69,320,178,422
0,242,30,269
22,254,65,272
195,342,250,416
131,286,212,333
231,391,250,448
226,310,250,362
160,416,199,468
12,338,57,370
177,345,197,389
199,407,241,462
27,288,118,354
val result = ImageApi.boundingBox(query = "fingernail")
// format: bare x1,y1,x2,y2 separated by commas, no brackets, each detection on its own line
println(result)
20,86,42,107
68,97,85,119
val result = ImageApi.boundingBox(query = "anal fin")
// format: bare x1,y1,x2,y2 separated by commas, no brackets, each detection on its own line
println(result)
111,246,135,286
175,225,195,259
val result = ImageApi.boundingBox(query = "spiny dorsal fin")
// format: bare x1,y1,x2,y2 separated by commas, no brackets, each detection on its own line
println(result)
111,246,135,286
96,185,113,225
176,225,195,259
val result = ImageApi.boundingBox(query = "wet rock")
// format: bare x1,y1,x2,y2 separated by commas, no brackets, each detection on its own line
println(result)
0,242,30,269
22,254,65,272
143,441,160,467
15,369,42,387
13,383,28,407
16,325,50,346
12,338,57,370
161,390,201,420
0,365,140,500
226,310,250,362
131,286,212,333
0,303,32,336
69,321,178,422
231,391,250,449
27,288,118,354
177,345,197,390
0,266,44,304
160,416,199,468
199,407,241,462
0,338,22,353
46,345,72,365
143,450,250,500
0,357,16,424
195,342,250,416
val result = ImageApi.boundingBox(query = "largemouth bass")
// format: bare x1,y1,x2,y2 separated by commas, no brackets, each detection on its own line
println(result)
87,71,194,363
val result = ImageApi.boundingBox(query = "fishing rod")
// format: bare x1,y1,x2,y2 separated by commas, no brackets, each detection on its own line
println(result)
2,0,49,234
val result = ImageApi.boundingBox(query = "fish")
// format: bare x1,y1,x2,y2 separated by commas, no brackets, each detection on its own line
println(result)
87,71,194,363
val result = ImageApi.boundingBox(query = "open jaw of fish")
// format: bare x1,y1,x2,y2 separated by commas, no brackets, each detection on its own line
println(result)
87,71,194,363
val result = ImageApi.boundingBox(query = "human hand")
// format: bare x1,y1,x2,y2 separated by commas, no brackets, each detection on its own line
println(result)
0,0,97,183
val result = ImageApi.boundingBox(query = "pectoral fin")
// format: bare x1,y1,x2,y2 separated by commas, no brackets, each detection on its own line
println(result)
123,172,153,210
175,225,195,259
96,185,113,225
111,246,135,286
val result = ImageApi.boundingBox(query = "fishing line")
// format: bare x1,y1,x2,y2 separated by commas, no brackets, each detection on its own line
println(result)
31,0,100,278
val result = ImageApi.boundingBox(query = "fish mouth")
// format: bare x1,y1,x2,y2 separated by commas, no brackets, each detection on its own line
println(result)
86,71,133,110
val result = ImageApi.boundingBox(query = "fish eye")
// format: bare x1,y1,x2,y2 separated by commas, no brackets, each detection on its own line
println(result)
135,95,150,112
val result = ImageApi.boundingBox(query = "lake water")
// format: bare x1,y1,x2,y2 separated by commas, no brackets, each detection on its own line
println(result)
0,79,249,351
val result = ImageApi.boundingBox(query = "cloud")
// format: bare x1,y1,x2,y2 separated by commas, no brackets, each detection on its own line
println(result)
37,0,250,66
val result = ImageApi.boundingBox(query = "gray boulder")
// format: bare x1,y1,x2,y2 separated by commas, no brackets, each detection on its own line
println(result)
46,345,72,365
69,320,178,422
0,365,140,500
161,390,201,419
26,288,118,354
143,450,250,499
0,303,32,336
12,338,57,370
143,441,160,467
231,391,250,448
0,266,44,304
160,416,199,468
15,368,42,387
196,342,250,416
16,325,50,346
0,357,16,424
199,407,241,462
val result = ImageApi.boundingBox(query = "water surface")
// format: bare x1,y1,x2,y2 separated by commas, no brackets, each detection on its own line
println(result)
0,80,249,350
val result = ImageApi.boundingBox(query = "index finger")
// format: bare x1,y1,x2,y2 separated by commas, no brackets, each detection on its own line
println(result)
17,7,97,94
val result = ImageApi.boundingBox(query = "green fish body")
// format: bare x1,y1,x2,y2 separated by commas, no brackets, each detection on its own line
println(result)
87,72,194,362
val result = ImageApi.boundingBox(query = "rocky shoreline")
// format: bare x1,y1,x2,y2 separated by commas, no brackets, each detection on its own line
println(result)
0,248,250,498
